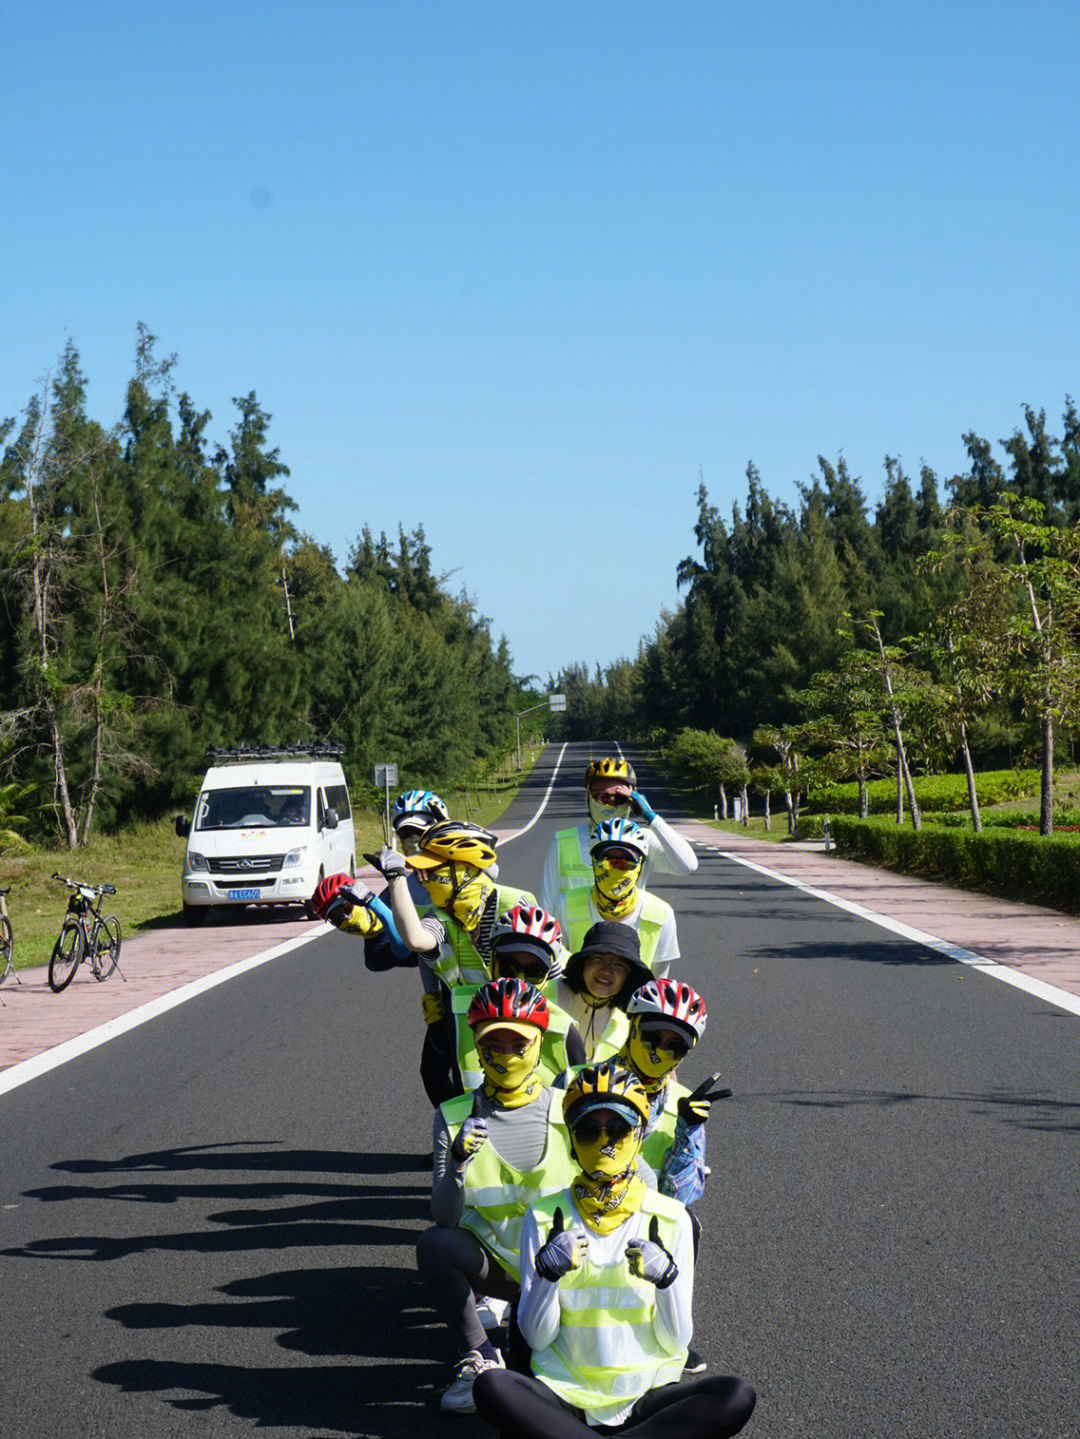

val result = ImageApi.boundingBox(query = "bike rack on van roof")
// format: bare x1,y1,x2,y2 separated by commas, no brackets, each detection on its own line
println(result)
205,745,346,763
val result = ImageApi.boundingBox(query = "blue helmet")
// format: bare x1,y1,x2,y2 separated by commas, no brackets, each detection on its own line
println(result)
391,789,450,833
589,817,648,860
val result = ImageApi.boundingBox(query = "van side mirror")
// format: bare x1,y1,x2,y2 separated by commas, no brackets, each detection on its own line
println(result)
323,808,339,831
175,815,191,838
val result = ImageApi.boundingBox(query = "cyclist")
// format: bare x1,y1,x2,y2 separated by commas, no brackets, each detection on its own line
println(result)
619,978,728,1376
539,757,697,915
375,820,538,1103
474,1061,756,1438
474,903,586,1083
418,977,577,1414
311,788,449,970
551,818,679,974
556,920,653,1063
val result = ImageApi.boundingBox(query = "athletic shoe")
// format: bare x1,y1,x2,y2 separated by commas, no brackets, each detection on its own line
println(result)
683,1347,708,1374
475,1295,510,1331
440,1348,505,1414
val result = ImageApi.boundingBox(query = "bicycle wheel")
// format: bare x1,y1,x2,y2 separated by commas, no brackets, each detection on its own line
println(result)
48,920,84,992
92,915,121,981
0,914,13,983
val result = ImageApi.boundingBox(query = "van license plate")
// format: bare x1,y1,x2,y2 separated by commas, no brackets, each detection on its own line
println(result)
228,888,261,901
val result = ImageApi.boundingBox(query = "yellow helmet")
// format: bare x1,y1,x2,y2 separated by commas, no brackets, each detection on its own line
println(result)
584,757,637,789
563,1061,651,1130
406,820,498,871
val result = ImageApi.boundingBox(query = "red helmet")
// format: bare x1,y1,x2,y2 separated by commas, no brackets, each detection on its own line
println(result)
311,872,354,919
626,978,707,1041
467,977,550,1031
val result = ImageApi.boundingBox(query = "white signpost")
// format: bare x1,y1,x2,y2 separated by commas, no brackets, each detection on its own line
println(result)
374,763,399,844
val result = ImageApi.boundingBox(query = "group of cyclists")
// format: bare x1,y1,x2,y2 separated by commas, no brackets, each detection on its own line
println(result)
311,758,757,1437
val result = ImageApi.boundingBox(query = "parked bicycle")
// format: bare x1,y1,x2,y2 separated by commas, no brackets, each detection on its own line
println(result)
48,874,124,993
0,887,17,985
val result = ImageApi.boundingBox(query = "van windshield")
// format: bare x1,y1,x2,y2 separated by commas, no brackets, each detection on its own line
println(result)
195,786,311,830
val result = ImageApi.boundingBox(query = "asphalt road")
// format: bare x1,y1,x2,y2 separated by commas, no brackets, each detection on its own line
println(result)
1,742,1077,1439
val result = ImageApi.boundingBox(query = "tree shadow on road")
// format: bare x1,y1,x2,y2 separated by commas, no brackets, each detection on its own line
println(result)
5,1141,482,1436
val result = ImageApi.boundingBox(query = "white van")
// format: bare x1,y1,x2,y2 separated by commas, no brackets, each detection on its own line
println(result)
177,746,356,924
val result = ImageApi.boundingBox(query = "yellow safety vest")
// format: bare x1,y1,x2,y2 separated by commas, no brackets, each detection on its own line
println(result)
528,1188,688,1422
555,826,593,890
563,887,668,971
441,1090,576,1279
429,885,536,988
639,1079,690,1174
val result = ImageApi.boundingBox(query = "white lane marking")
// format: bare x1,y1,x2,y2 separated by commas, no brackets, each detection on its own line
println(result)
716,848,1080,1018
498,742,569,844
0,925,331,1097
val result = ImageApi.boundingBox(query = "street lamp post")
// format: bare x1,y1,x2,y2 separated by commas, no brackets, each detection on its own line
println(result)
515,693,566,769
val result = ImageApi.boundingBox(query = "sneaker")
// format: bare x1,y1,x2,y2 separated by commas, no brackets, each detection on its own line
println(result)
475,1295,510,1331
683,1347,708,1375
440,1347,505,1414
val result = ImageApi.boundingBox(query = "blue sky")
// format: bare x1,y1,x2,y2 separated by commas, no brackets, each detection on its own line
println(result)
5,2,1079,681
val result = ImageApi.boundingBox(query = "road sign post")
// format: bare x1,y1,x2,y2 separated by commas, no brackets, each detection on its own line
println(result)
374,763,399,844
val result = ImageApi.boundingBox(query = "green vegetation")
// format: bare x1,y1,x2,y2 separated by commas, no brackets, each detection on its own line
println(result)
831,814,1080,914
1,333,548,851
808,770,1039,816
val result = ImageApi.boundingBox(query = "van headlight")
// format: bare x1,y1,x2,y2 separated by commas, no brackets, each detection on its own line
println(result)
186,852,208,872
283,847,307,868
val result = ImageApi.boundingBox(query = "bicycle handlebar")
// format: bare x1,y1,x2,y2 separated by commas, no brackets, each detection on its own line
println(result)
51,873,117,897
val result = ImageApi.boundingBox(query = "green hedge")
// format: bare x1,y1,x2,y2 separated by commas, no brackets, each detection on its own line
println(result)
831,814,1080,912
808,769,1038,816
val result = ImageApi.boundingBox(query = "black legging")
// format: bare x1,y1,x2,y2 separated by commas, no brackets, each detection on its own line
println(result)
475,1367,756,1438
415,1225,520,1356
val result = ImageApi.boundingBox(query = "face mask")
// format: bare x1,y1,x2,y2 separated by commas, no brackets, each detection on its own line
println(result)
626,1018,688,1085
477,1029,542,1094
420,865,493,929
592,857,642,914
571,1114,643,1182
587,795,632,827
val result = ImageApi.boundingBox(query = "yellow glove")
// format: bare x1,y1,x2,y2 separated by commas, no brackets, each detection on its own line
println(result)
338,905,382,937
421,992,445,1026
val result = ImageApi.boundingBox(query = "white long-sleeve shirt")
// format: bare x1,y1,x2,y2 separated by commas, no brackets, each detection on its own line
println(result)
538,815,697,916
517,1190,694,1427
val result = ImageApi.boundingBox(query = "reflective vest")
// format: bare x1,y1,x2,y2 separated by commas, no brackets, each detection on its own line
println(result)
528,1188,688,1422
563,887,668,972
451,987,577,1092
429,885,535,988
554,826,593,890
639,1079,690,1174
566,1005,629,1066
441,1090,575,1279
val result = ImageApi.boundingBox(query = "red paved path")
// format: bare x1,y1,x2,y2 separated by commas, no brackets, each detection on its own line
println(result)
3,838,1078,1081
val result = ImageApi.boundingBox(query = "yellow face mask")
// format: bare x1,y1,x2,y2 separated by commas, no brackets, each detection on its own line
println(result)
625,1017,689,1085
570,1111,643,1182
592,855,643,914
420,864,494,930
476,1027,543,1096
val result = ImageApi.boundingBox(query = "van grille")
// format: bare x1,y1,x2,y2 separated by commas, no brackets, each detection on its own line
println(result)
209,855,285,877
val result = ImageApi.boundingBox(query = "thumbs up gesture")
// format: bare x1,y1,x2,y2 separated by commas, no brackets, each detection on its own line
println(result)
626,1215,679,1288
534,1206,590,1282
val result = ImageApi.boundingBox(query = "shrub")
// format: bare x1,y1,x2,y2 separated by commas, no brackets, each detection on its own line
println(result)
831,815,1080,913
807,769,1038,816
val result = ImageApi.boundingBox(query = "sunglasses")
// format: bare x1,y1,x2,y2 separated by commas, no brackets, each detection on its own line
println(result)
639,1024,691,1058
595,849,640,871
479,1032,534,1056
573,1115,635,1143
496,957,550,982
